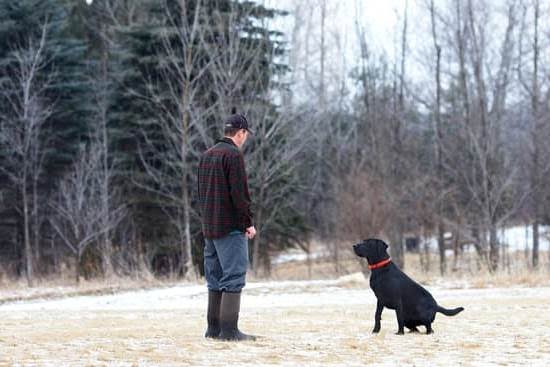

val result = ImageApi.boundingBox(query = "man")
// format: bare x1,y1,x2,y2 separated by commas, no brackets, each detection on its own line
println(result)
197,110,257,341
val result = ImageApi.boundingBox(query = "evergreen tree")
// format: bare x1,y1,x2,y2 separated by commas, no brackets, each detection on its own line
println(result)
0,0,91,282
109,0,294,276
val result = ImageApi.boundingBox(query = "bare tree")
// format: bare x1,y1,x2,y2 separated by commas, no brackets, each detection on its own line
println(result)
202,2,310,274
129,0,217,279
416,0,525,271
85,0,165,277
517,0,549,269
49,142,124,285
466,0,519,270
318,0,327,106
0,18,54,286
247,107,313,276
429,0,447,275
386,0,410,270
89,16,115,278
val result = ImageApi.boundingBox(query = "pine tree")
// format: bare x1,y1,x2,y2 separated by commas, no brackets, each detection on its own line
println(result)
108,0,293,277
0,0,91,283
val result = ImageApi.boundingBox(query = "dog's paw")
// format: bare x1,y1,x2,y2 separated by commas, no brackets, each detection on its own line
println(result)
372,328,380,334
395,330,404,335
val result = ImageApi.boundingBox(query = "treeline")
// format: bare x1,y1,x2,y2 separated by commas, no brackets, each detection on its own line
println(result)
0,0,548,286
296,0,550,275
0,0,301,285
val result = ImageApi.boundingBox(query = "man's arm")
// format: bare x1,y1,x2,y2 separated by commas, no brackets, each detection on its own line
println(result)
227,153,253,230
196,157,203,217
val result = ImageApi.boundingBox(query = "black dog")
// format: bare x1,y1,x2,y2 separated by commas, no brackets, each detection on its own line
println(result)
353,238,464,335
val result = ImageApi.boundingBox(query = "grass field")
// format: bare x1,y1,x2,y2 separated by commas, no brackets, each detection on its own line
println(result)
1,276,549,366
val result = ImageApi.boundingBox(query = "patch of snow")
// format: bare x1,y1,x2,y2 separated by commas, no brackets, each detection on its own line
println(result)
421,225,550,253
499,225,550,252
0,279,373,312
272,250,331,265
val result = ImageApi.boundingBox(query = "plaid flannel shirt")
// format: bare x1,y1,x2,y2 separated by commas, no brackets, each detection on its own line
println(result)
197,138,253,239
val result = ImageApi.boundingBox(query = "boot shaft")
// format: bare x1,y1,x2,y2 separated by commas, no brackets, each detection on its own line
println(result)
205,290,222,338
219,291,256,341
207,290,223,322
220,291,241,320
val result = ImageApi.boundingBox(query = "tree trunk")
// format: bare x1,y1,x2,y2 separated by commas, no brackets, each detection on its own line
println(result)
306,241,312,280
531,0,540,270
75,251,81,286
180,46,194,279
253,142,267,276
431,0,445,276
23,184,34,287
489,223,498,272
452,226,460,271
182,185,193,278
455,0,471,126
252,207,263,276
32,178,40,275
261,240,271,277
319,0,326,106
532,219,539,268
437,223,446,275
50,237,55,272
422,226,430,273
333,240,340,275
99,26,114,279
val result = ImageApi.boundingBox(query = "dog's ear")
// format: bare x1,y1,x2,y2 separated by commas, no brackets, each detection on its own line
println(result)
376,239,388,251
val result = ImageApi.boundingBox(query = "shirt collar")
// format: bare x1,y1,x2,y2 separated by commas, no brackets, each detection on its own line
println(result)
217,137,238,147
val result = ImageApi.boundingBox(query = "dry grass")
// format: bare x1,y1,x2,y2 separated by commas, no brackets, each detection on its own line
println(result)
2,250,548,307
267,250,550,289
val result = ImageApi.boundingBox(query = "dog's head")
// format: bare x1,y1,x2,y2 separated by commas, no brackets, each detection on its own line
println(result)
353,238,389,265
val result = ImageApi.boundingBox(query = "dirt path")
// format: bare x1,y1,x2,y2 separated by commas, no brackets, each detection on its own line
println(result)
0,283,549,366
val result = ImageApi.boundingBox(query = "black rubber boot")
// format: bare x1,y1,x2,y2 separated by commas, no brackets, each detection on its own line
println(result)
219,292,256,341
204,290,222,338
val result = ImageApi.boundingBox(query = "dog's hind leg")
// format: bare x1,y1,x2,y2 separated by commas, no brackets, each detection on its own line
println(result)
405,320,420,333
373,300,384,333
425,324,433,334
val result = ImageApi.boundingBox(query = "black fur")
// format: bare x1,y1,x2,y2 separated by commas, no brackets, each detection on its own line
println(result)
353,238,464,335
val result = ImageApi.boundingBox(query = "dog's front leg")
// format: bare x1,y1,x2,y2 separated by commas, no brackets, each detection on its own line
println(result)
395,301,405,335
373,300,383,333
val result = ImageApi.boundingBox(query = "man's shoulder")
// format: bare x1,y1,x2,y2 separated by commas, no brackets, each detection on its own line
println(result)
205,140,240,157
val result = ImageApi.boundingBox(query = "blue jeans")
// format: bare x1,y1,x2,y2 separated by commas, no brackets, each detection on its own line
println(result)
204,231,249,293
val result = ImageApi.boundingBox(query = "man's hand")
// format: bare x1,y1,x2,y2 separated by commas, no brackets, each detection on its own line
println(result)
245,226,256,240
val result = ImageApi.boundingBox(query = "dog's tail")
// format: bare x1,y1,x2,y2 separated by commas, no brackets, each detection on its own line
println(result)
436,305,464,316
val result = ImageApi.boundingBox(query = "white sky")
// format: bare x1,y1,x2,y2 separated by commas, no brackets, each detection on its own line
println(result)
262,0,423,105
265,0,414,53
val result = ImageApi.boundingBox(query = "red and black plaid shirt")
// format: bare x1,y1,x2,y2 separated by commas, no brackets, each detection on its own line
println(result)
197,138,253,239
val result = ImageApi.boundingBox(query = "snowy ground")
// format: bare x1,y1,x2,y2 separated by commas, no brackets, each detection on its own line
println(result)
1,277,549,366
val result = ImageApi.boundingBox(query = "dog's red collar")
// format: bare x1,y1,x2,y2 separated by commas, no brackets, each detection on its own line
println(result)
369,258,391,270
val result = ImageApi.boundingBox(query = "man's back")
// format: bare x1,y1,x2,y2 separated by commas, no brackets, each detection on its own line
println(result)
197,138,253,239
